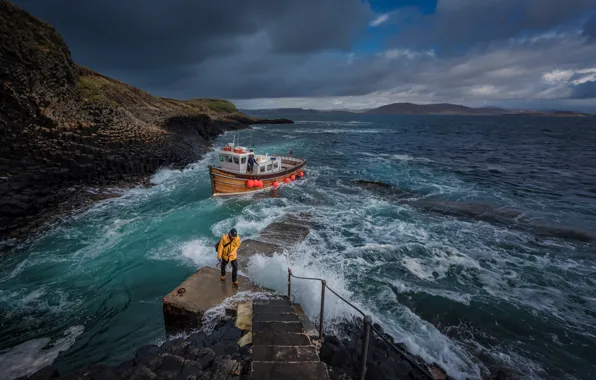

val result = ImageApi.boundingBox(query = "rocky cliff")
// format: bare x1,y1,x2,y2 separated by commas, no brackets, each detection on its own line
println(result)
0,0,289,242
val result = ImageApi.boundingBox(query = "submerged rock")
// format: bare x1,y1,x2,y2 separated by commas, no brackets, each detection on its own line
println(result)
351,179,596,243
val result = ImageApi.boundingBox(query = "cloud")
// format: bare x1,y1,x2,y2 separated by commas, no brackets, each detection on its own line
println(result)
13,0,371,69
570,81,596,99
584,14,596,39
390,0,596,50
378,49,435,60
369,13,389,27
11,0,596,112
543,68,596,99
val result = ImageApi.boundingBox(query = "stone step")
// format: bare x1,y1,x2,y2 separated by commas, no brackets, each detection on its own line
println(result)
253,298,291,306
252,332,311,346
293,303,319,339
253,321,304,334
252,345,319,362
251,361,329,380
253,312,300,323
253,304,295,314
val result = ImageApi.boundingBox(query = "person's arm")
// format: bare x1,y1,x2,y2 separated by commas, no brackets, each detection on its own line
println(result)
217,237,224,260
230,236,241,254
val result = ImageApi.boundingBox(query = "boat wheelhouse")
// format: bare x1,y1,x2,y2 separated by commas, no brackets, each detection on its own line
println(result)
209,143,306,196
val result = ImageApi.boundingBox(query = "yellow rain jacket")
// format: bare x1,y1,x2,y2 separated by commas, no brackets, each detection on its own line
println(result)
217,234,241,261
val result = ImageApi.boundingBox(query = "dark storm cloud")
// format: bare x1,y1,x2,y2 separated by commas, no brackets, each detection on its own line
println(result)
10,0,596,111
389,0,596,50
13,0,369,68
584,14,596,40
570,81,596,99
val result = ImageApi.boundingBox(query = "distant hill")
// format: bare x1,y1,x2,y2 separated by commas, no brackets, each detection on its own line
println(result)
246,103,591,117
364,102,502,115
242,108,356,115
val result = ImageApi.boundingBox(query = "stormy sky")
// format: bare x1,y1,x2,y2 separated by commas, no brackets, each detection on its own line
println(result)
13,0,596,111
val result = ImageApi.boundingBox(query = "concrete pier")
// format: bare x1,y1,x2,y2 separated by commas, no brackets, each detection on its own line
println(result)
162,267,262,334
163,216,311,334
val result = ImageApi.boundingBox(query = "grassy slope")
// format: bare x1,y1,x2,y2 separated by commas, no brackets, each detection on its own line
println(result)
75,67,239,120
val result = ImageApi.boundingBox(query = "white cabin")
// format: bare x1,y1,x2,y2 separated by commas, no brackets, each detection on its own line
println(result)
217,143,283,175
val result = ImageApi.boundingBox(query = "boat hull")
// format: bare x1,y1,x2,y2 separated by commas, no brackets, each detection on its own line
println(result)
209,159,306,196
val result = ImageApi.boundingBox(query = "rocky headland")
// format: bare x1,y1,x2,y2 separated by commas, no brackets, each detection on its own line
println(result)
0,0,292,246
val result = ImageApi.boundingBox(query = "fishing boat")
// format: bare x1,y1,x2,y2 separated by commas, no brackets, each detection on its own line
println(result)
209,141,306,196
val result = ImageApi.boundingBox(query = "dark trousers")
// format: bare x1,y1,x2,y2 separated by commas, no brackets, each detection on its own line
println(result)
248,163,254,173
221,259,238,282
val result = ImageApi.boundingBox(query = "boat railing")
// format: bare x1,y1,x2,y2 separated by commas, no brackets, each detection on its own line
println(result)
287,268,435,380
271,155,303,163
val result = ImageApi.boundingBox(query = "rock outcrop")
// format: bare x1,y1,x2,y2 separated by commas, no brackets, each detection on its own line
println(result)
0,0,291,242
17,320,250,380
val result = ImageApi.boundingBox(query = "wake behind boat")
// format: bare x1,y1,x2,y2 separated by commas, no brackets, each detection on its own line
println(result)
209,141,306,196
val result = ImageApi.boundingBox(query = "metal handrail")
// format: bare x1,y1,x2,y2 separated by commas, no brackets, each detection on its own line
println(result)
287,268,434,380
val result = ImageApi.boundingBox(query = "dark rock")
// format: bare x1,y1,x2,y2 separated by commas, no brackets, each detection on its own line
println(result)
114,358,137,379
169,341,192,358
155,370,180,380
158,353,186,373
135,344,163,367
210,356,241,380
197,348,216,370
130,365,157,380
180,360,205,379
161,338,186,353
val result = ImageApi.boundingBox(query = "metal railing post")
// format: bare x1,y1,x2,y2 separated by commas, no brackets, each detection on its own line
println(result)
359,315,372,380
287,268,292,299
283,269,434,380
319,280,326,340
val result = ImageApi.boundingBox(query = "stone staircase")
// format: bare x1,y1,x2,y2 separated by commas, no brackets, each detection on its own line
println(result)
250,297,330,380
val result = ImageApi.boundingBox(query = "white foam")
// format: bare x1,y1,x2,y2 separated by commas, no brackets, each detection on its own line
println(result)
201,291,280,334
0,325,84,380
150,168,179,185
179,238,219,268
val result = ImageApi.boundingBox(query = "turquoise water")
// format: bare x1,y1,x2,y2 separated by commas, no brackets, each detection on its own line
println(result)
1,115,596,380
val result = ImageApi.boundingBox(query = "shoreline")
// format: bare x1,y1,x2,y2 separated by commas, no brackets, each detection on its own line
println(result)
0,118,291,254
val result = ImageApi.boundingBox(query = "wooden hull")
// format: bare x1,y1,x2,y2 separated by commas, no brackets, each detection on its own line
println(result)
209,158,306,196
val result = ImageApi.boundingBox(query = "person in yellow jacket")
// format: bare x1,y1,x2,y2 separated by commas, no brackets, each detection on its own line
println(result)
217,228,241,285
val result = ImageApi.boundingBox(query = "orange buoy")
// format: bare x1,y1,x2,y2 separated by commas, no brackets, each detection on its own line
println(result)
247,180,254,188
255,180,263,188
273,181,279,188
284,178,290,183
290,175,296,181
299,171,304,177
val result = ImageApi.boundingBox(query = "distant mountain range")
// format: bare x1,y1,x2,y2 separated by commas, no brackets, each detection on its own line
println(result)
243,103,592,117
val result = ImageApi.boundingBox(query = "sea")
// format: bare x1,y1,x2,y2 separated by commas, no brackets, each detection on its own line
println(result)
1,114,595,380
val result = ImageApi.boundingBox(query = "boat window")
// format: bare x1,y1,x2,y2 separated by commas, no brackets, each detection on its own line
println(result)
267,164,272,171
226,156,233,163
260,166,265,173
233,157,239,164
219,154,225,162
241,157,246,164
273,162,279,169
